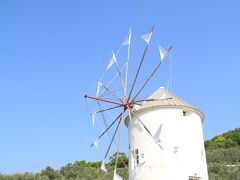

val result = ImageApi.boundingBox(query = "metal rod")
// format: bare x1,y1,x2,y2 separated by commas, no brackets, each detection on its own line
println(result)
97,101,114,146
114,58,127,100
101,84,123,102
93,105,122,114
84,94,124,106
90,112,123,147
104,111,124,160
132,46,172,102
124,28,131,100
133,97,173,103
114,108,124,170
127,26,155,103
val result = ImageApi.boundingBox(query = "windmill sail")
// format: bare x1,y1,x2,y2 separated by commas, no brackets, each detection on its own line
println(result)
153,124,163,144
113,170,123,180
93,139,98,149
91,112,96,127
159,45,172,62
141,32,152,44
159,46,167,61
107,52,117,70
122,29,131,46
96,81,103,97
100,160,107,172
133,162,145,179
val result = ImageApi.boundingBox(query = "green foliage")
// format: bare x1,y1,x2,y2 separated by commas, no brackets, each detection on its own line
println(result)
0,172,52,180
205,128,240,149
109,152,128,168
208,163,240,180
206,147,240,164
205,128,240,179
41,166,62,179
1,128,240,179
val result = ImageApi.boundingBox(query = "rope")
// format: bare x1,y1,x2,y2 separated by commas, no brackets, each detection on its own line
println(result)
132,60,162,102
98,63,126,98
90,112,122,147
85,38,124,97
97,101,115,146
101,105,128,169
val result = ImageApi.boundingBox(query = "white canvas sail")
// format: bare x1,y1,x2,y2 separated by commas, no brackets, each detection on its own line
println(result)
113,170,123,180
100,160,107,172
133,162,145,179
159,45,172,62
141,32,152,44
91,112,96,127
159,46,167,62
153,124,163,144
122,29,131,46
96,81,103,97
107,52,117,70
93,139,98,149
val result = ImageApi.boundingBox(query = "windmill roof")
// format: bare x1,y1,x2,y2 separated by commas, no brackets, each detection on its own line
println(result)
134,87,204,120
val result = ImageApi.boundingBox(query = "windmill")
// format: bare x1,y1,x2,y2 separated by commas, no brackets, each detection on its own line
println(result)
84,27,208,180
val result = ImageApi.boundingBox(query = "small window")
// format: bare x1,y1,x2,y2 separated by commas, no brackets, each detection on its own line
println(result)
135,149,139,164
188,176,201,180
183,111,187,116
174,146,179,153
183,111,193,117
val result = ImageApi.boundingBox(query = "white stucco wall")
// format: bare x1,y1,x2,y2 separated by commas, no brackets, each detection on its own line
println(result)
127,107,208,180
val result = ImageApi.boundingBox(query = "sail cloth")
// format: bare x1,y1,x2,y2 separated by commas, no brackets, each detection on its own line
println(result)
113,170,123,180
141,32,152,44
133,162,145,179
159,46,172,62
107,52,117,70
93,139,98,149
101,160,107,172
96,81,103,97
153,124,163,145
122,29,131,46
159,46,167,62
91,112,96,127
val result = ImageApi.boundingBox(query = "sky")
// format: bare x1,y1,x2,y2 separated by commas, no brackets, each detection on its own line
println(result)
0,0,240,174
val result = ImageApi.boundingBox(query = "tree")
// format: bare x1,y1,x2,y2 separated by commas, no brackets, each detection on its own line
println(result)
109,152,128,168
41,166,62,180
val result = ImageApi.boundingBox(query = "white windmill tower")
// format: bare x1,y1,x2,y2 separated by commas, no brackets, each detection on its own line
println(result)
84,27,208,180
126,87,208,180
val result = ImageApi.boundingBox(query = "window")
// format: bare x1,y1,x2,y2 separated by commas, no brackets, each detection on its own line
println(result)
183,111,187,116
188,176,201,180
174,146,179,153
135,149,139,164
183,110,193,117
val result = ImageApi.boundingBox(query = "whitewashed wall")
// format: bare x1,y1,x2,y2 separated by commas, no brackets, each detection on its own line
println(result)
126,107,208,180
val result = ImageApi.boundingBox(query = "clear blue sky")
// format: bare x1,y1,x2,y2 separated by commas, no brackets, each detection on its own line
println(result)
0,0,240,174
